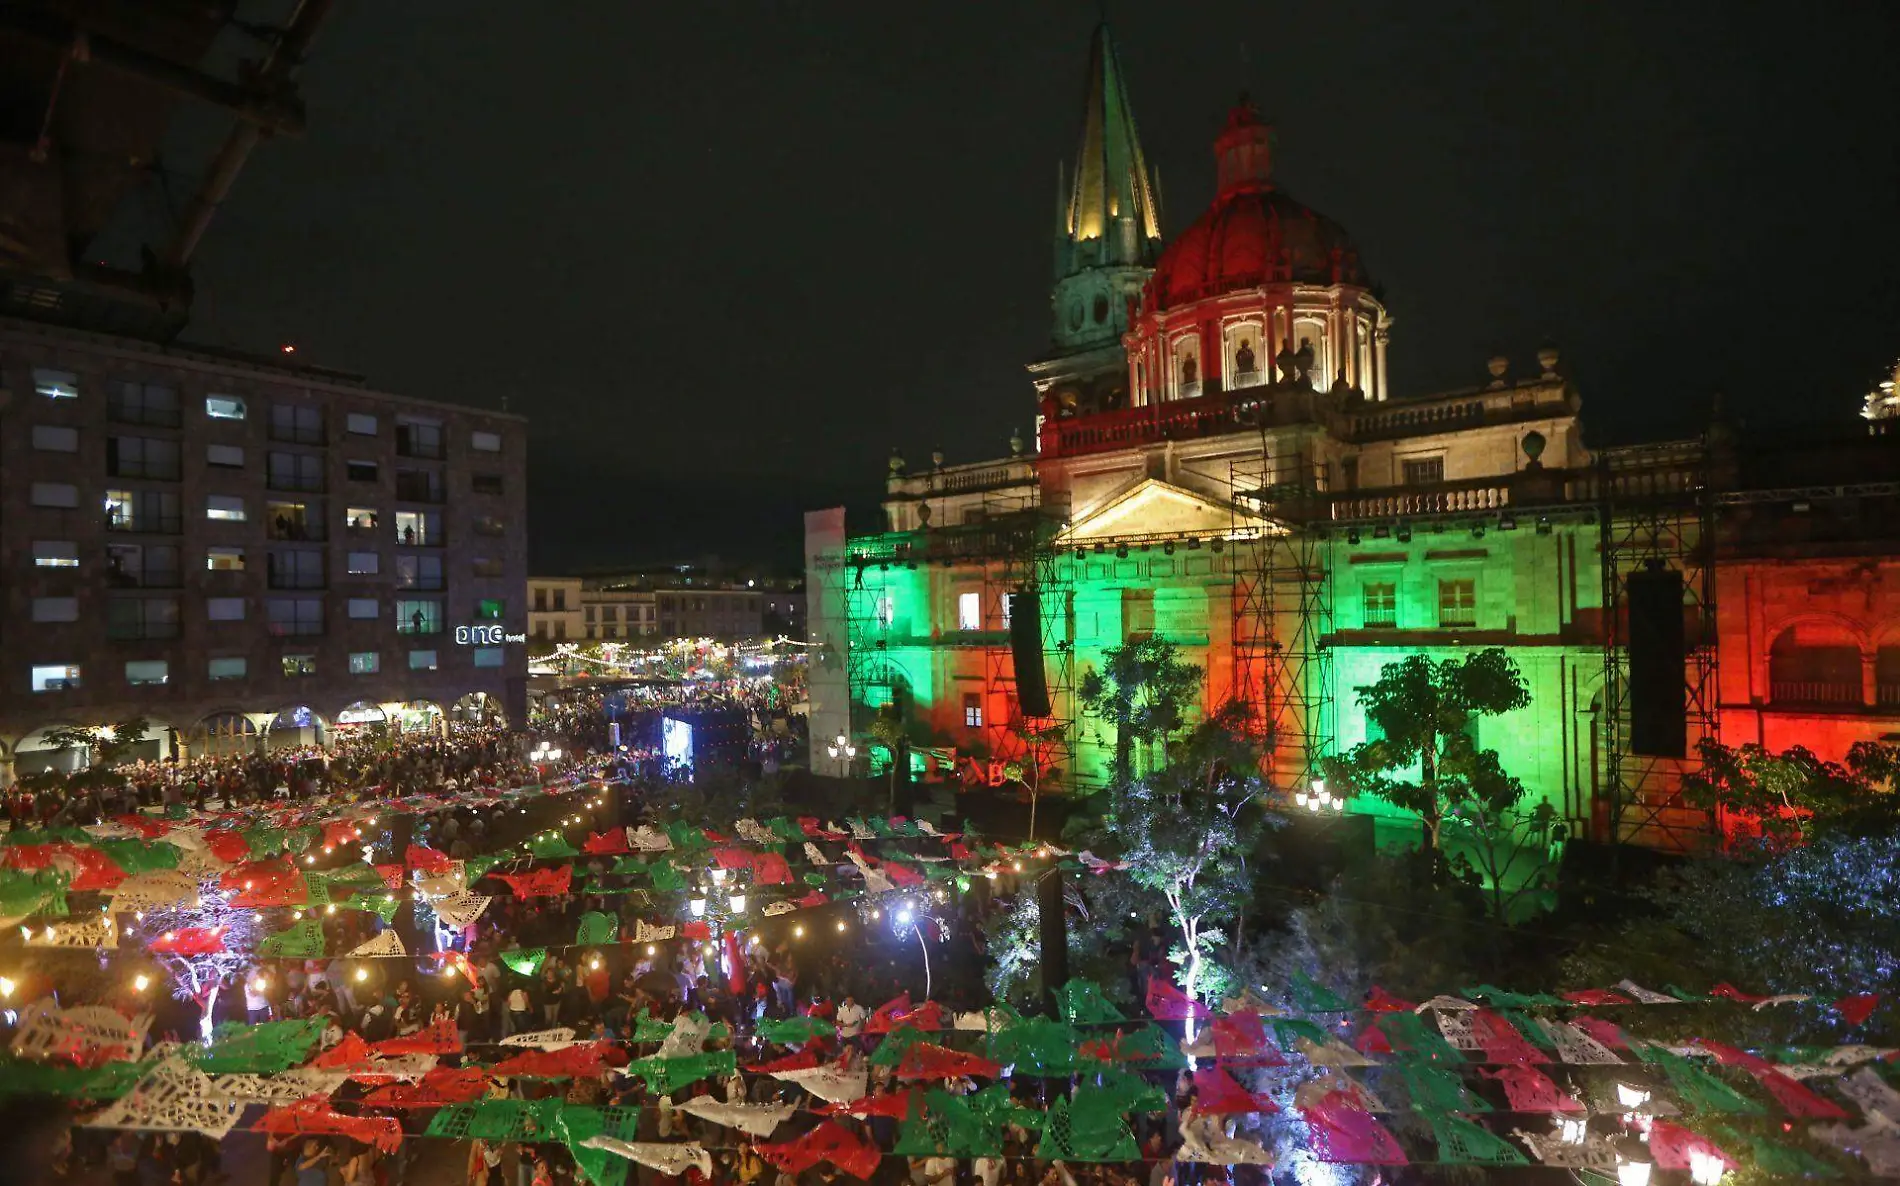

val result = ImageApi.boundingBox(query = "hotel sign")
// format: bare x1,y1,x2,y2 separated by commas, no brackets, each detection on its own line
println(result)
455,625,526,645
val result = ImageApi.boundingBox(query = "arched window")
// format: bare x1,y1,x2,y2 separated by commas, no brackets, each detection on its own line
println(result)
1171,335,1201,400
1292,318,1329,389
1769,625,1862,706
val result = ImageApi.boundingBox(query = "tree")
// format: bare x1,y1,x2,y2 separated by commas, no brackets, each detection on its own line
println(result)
1002,718,1067,841
1321,650,1530,851
134,876,262,1041
1078,636,1203,787
867,704,906,813
1679,738,1900,845
23,716,154,796
1109,700,1274,1038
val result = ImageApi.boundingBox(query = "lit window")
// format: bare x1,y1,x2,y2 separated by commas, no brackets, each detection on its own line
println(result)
207,597,246,621
471,430,502,452
408,649,439,671
33,540,78,568
396,599,442,634
347,507,380,529
394,510,438,546
267,597,323,636
31,425,78,452
206,495,247,522
125,660,169,686
1438,578,1476,628
478,598,505,620
31,482,79,509
206,547,246,572
30,664,80,692
874,596,894,628
347,551,379,575
1402,456,1446,485
282,654,318,677
963,693,983,728
205,395,246,420
34,368,78,399
349,651,380,674
957,592,980,631
348,598,380,620
207,443,245,467
1363,582,1397,628
473,647,504,668
208,656,246,680
346,412,378,435
32,597,79,623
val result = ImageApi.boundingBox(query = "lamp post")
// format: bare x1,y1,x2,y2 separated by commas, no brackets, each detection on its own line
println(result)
825,731,857,776
1293,777,1343,814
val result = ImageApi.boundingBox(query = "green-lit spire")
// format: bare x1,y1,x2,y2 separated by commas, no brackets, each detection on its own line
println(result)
1049,22,1162,353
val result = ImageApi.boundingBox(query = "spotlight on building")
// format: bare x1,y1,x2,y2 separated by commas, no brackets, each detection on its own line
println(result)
1075,547,1087,560
1535,516,1553,536
1346,528,1361,545
1163,540,1176,555
1210,538,1224,553
1498,514,1518,531
1395,524,1412,543
1115,545,1129,559
1186,537,1202,550
1093,542,1106,554
1373,524,1390,539
1472,523,1487,539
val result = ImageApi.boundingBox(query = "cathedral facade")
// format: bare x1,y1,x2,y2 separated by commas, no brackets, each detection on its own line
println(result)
806,26,1900,850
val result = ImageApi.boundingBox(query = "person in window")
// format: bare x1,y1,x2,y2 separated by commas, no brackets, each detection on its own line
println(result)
403,524,417,545
411,608,426,634
275,512,292,538
1181,356,1197,387
1236,339,1256,373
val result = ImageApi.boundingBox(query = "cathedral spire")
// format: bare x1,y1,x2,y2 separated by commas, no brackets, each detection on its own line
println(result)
1059,22,1162,277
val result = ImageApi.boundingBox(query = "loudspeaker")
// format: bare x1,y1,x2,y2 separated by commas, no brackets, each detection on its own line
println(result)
1627,566,1686,757
1036,864,1068,1015
1008,591,1052,717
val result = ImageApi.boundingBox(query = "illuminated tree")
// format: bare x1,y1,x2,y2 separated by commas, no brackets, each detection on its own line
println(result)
134,877,261,1041
1321,649,1530,851
1679,737,1900,844
1079,637,1203,787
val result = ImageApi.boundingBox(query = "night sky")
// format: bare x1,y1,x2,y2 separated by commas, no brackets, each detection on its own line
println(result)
156,2,1899,572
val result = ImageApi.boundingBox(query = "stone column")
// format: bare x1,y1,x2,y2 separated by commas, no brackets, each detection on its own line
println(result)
1864,651,1879,707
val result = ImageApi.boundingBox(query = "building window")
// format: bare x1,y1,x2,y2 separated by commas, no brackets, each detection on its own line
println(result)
268,549,324,589
34,368,78,399
396,599,442,634
282,654,318,678
206,395,246,420
534,588,548,612
267,597,324,636
471,430,502,452
396,553,444,590
478,598,505,620
873,596,894,628
107,596,180,640
32,482,79,509
472,515,505,537
395,417,444,459
109,436,182,479
207,443,245,468
348,597,380,620
125,660,169,686
207,597,246,621
585,624,597,639
206,547,246,572
268,451,324,492
347,460,378,483
473,557,504,578
33,540,78,568
553,589,568,611
394,467,444,503
473,646,504,668
270,403,324,444
108,381,181,426
584,605,597,623
105,489,182,533
408,649,439,671
1362,582,1397,628
206,495,247,522
394,510,440,546
349,651,380,674
1402,456,1446,485
346,506,380,530
554,621,566,641
208,656,246,680
957,592,980,631
1437,578,1476,628
347,551,379,575
31,664,80,692
108,542,179,589
472,473,504,495
32,597,79,623
533,621,547,640
346,412,377,435
32,425,78,452
963,693,983,728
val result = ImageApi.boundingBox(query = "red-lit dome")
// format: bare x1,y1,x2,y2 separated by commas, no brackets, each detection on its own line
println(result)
1150,101,1368,310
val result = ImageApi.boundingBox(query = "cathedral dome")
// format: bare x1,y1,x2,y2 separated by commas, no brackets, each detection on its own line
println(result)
1150,101,1368,310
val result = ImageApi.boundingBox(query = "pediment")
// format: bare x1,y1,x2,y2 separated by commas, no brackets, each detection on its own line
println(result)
1065,478,1275,541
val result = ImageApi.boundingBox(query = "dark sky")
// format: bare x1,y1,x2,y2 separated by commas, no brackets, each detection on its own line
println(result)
158,1,1899,572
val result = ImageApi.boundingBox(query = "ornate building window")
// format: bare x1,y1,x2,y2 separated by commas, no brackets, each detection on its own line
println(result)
1362,582,1397,628
1437,579,1476,628
1769,626,1862,706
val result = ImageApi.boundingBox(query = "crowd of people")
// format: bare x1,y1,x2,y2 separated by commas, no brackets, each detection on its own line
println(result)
10,708,1238,1186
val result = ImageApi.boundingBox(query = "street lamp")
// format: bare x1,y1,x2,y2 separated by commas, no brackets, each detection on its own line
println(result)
825,731,857,772
1296,778,1342,814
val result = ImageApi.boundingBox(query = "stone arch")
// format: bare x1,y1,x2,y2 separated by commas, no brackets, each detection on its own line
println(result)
1767,618,1866,707
389,700,446,737
450,692,506,728
333,700,390,740
264,705,331,751
188,710,260,759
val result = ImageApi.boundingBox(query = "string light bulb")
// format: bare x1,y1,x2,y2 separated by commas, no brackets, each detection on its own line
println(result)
252,976,268,993
793,925,805,938
133,974,150,993
0,976,14,999
355,968,369,983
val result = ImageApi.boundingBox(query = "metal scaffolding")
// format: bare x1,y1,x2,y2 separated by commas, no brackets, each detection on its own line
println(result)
1596,441,1721,852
